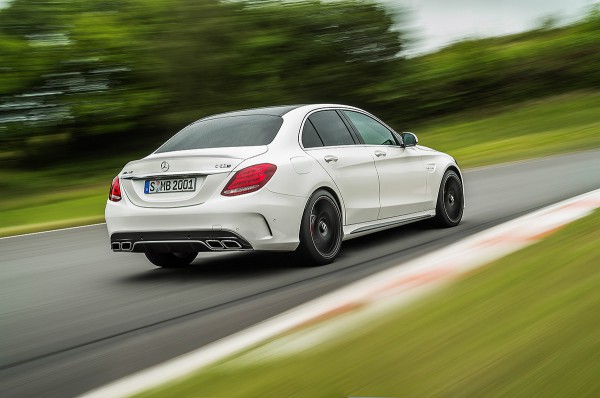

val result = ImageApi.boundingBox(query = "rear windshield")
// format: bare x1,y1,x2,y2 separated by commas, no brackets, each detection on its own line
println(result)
156,115,283,153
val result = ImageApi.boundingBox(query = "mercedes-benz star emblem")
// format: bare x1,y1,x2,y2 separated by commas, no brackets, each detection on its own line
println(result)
160,161,169,172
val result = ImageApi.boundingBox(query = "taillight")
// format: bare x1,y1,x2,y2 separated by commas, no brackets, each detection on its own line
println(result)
221,163,277,196
109,176,122,202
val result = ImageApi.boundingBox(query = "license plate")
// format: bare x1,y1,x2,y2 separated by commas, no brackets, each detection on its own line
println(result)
144,178,196,194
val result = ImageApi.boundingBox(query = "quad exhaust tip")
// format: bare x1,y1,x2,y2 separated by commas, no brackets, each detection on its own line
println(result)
222,240,242,249
206,240,243,250
111,241,133,251
111,239,245,251
205,240,224,250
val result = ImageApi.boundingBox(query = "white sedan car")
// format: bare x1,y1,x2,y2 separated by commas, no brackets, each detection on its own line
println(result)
106,104,464,267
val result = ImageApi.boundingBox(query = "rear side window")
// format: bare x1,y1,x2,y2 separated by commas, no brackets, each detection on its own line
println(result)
308,110,355,146
156,115,283,153
343,110,397,146
301,120,324,148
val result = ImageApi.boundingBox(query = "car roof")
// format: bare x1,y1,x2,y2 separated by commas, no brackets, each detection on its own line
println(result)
203,105,304,120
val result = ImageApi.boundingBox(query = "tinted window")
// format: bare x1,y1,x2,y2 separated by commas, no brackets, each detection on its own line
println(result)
308,110,355,146
301,120,324,148
343,111,397,146
156,115,283,153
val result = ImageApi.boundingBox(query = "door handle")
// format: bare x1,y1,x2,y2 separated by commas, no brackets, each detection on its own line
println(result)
324,155,338,163
374,150,387,157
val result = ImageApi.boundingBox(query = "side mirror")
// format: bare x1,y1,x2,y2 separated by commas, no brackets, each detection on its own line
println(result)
401,132,418,147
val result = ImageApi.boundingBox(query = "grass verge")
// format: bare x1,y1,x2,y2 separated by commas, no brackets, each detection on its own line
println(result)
417,91,600,168
0,188,110,237
136,209,600,398
0,154,140,237
1,91,600,236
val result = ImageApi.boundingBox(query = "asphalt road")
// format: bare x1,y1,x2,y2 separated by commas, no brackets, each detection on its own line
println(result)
1,150,599,398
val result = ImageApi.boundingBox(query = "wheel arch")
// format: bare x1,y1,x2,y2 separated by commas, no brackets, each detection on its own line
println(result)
303,178,346,221
445,165,462,181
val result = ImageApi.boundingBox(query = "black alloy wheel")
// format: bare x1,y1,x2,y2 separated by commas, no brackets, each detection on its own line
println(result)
432,170,464,227
298,189,343,265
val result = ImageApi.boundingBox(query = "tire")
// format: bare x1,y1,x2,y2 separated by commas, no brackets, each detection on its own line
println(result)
431,170,464,228
297,189,343,266
145,251,197,268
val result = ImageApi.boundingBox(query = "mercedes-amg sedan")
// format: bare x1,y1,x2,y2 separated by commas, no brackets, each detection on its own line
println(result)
106,104,464,267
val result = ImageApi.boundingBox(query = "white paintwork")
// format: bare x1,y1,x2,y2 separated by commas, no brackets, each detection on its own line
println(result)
105,104,463,253
304,145,380,224
366,145,428,218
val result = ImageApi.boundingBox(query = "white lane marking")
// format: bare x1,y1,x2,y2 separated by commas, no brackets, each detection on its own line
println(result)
79,188,600,398
0,223,106,240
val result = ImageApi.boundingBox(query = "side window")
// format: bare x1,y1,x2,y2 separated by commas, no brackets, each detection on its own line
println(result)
343,111,397,146
301,120,324,148
308,110,356,146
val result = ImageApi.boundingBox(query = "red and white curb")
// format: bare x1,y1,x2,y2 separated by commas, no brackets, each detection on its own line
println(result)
80,188,600,398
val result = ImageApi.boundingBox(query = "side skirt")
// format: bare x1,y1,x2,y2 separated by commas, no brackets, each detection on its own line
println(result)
342,210,435,240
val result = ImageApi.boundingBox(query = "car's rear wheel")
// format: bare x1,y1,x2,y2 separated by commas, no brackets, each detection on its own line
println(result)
298,190,343,266
431,170,464,227
145,251,197,268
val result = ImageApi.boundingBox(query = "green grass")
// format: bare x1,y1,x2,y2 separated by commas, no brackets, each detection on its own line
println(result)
1,91,600,236
0,187,107,236
0,151,146,237
135,210,600,398
416,91,600,168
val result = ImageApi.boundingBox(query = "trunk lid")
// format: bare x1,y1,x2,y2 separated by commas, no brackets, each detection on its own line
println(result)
120,146,267,208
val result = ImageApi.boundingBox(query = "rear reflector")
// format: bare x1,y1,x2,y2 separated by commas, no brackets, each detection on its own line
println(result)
221,163,277,196
109,176,122,202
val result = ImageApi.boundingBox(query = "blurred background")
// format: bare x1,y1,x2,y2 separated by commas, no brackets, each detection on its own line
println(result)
1,0,599,235
2,3,600,397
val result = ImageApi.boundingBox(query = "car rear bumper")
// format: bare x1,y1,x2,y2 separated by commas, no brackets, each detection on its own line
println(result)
105,189,306,252
109,230,253,253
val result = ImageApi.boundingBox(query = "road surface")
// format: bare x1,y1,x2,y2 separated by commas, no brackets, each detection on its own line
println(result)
1,150,599,397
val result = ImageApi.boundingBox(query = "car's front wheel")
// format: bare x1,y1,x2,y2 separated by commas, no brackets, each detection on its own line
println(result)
298,189,343,266
145,251,198,268
431,170,464,227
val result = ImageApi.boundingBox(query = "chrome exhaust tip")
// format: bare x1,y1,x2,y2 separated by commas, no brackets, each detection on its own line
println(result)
222,240,242,249
121,242,133,251
205,240,224,250
111,242,121,251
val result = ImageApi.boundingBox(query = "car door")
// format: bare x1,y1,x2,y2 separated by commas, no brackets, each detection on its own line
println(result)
341,110,427,219
301,110,380,225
